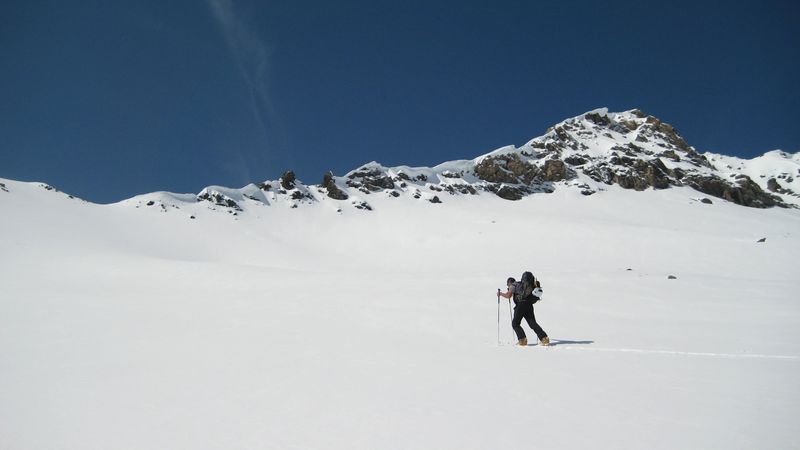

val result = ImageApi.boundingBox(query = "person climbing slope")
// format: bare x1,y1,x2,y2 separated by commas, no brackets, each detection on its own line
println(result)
497,272,549,346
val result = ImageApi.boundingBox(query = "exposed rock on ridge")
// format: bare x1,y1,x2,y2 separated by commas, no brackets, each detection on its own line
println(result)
63,108,800,214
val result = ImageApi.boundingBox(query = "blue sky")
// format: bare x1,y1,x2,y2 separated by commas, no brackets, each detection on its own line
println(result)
1,0,798,203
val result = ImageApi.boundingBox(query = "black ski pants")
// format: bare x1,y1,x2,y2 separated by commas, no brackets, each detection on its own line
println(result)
512,301,547,341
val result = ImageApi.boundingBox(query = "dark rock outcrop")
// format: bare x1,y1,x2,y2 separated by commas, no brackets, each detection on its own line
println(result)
197,192,242,211
635,158,672,189
542,159,572,182
767,178,782,193
474,154,539,185
564,155,589,166
685,175,783,208
291,191,313,201
280,171,296,190
585,112,611,126
322,172,348,200
487,184,529,201
347,167,395,193
641,116,692,153
443,184,477,195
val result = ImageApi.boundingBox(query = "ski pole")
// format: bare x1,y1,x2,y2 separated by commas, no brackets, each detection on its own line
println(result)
508,298,514,342
496,290,501,345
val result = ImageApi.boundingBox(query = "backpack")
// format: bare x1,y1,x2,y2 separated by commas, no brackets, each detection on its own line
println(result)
517,271,543,303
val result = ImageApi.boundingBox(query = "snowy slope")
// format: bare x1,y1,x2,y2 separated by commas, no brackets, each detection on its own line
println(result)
705,150,800,197
1,171,799,450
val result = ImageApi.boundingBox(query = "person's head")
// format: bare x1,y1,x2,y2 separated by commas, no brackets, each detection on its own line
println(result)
506,277,515,287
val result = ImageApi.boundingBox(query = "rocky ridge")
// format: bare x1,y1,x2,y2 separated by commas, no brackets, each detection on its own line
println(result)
8,108,799,215
204,107,794,212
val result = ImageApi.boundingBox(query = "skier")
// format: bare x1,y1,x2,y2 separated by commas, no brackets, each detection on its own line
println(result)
497,275,550,346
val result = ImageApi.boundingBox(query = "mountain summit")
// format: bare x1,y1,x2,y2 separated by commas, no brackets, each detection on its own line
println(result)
4,109,799,213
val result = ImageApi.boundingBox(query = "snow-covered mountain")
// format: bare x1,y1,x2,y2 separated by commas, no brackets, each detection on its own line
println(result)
1,109,799,450
3,108,798,214
124,108,800,214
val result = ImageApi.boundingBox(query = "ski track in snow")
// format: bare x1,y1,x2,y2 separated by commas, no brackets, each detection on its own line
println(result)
554,345,800,361
496,341,800,361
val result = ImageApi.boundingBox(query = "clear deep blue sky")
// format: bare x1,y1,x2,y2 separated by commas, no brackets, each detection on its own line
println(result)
1,0,798,203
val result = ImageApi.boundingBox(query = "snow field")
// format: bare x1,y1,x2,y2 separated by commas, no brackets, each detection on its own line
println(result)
1,178,799,449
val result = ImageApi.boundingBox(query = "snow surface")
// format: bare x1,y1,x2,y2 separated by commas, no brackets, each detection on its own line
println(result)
1,176,799,449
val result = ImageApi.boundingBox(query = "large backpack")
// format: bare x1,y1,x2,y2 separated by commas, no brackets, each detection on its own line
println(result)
517,271,543,303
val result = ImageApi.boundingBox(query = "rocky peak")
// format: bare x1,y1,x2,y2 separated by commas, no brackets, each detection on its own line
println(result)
92,108,800,216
